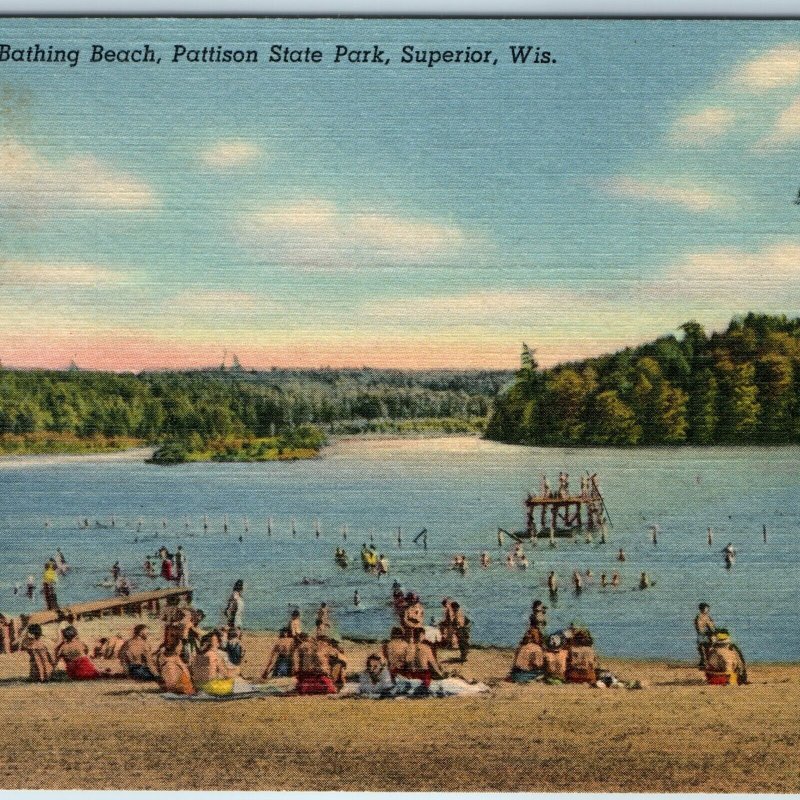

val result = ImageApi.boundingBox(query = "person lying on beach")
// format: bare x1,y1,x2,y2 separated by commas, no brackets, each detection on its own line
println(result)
510,632,546,683
357,654,395,698
56,626,101,680
20,623,55,682
158,642,195,695
263,628,295,679
119,624,159,681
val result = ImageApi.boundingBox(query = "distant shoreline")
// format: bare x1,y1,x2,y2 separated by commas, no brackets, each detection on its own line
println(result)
0,447,156,467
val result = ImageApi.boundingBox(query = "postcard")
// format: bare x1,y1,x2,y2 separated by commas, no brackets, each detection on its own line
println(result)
0,15,798,793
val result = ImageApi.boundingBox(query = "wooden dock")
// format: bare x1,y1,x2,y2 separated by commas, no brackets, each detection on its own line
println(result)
18,586,193,629
525,491,606,534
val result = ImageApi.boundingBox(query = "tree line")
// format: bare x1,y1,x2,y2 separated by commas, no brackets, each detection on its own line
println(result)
486,314,800,447
0,366,509,445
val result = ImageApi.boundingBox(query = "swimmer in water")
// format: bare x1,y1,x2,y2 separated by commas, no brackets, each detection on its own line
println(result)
617,548,626,562
600,573,608,588
611,571,621,587
353,590,360,608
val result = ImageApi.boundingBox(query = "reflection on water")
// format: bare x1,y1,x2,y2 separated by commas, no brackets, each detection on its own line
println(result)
1,437,798,662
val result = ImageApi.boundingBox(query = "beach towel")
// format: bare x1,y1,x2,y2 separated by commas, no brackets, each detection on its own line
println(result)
162,680,293,701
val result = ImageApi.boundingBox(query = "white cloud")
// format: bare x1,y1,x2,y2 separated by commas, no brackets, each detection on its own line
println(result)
669,107,736,145
199,139,263,169
654,242,800,305
756,96,800,147
602,176,734,212
0,138,156,212
241,198,471,267
0,260,129,287
732,44,800,91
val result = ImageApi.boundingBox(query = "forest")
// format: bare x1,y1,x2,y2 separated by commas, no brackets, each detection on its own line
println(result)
0,365,510,460
486,314,800,447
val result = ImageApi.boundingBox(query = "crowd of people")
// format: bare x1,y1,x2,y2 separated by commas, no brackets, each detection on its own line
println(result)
16,594,246,695
509,600,600,684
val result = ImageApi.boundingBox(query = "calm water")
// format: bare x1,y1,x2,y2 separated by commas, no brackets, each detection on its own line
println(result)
1,438,798,662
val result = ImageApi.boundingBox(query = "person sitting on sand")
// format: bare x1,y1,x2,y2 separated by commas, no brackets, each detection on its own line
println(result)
292,633,341,695
705,630,747,685
544,635,568,682
99,633,126,660
20,623,55,682
223,626,244,670
158,642,195,695
398,629,444,688
55,626,101,680
565,629,599,684
191,631,235,690
358,653,395,698
119,624,159,681
263,628,295,679
384,627,408,677
510,631,545,683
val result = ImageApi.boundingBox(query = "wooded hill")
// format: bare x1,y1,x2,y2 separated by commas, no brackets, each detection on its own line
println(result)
486,314,800,447
0,366,510,449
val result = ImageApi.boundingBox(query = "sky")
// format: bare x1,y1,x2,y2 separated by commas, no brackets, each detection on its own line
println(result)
1,18,800,370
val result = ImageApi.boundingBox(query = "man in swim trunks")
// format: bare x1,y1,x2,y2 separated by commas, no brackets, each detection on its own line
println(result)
119,624,159,681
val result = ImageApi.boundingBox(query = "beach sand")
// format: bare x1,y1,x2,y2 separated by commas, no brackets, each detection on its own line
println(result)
0,618,797,792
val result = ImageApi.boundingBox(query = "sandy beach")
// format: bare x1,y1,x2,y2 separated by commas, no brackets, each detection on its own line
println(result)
0,617,797,792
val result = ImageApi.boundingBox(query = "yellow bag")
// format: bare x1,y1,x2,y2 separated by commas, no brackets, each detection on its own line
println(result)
201,678,234,696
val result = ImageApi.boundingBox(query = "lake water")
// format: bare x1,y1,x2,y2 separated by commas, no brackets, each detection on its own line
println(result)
1,437,798,662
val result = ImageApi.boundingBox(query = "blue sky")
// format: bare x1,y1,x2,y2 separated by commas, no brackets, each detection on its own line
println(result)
1,18,799,369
